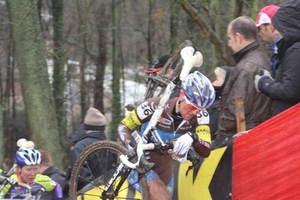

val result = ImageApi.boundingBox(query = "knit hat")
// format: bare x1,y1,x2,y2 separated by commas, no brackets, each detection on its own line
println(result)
84,108,106,131
255,5,279,27
144,54,170,74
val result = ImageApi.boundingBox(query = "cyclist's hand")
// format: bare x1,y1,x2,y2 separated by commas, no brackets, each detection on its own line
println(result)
173,133,194,156
31,187,45,195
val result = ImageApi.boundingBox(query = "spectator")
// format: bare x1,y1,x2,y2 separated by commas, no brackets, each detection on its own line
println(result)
37,149,66,199
207,66,233,139
254,0,300,116
215,16,272,139
0,148,63,199
255,4,280,75
63,108,107,196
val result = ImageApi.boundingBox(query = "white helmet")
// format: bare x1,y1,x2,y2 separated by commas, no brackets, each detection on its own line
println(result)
15,148,42,166
182,71,215,110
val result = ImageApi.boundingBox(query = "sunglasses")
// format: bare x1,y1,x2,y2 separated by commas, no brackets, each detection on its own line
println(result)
184,96,201,112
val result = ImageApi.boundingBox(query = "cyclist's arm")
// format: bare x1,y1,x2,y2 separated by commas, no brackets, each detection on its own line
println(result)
0,174,16,198
52,180,64,199
34,174,63,199
0,182,11,198
192,110,212,157
118,110,142,148
118,99,156,148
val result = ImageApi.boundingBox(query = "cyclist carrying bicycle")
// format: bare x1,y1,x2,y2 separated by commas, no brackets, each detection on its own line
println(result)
118,71,215,200
0,148,63,199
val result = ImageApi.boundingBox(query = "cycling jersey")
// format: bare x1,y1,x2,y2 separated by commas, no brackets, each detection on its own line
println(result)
0,173,63,199
121,97,212,155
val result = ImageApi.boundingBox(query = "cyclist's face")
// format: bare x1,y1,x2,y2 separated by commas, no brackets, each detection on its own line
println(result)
179,99,200,121
20,165,38,183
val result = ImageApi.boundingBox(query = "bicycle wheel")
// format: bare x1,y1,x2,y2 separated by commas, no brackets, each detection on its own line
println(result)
69,141,150,200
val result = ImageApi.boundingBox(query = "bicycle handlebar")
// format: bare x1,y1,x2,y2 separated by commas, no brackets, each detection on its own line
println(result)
120,143,156,169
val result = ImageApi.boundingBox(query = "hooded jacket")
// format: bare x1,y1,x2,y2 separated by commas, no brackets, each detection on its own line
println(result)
216,41,272,138
258,0,300,116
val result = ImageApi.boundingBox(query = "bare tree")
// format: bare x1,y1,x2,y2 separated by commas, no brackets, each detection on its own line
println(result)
52,0,65,137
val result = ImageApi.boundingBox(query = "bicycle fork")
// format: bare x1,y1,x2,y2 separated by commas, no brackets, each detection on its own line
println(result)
101,161,129,199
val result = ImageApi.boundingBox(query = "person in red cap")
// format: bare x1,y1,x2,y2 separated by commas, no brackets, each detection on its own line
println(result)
254,0,300,116
255,4,280,74
255,5,279,44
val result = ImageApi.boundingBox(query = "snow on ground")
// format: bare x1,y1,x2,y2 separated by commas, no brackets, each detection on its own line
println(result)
47,59,147,131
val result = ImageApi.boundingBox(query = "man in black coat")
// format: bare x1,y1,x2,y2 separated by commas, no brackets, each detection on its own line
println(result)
63,108,108,196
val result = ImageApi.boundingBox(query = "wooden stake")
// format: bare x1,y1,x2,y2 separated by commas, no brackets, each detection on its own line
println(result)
236,96,246,133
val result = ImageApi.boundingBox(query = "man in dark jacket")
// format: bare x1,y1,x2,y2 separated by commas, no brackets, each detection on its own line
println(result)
37,149,66,200
63,107,108,196
254,0,300,116
216,16,272,138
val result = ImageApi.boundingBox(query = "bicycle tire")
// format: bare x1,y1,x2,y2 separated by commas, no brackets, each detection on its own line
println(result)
69,141,150,200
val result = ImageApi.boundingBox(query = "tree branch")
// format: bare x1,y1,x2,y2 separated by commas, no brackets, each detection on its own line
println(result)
179,0,235,66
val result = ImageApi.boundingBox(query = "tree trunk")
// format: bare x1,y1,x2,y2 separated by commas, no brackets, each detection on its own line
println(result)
234,0,244,18
170,0,180,52
94,2,108,113
6,0,63,168
75,0,89,120
147,0,154,67
52,0,65,146
110,0,122,140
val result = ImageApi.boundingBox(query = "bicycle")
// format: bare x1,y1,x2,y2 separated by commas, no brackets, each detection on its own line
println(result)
0,175,45,200
125,40,200,111
69,40,203,199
